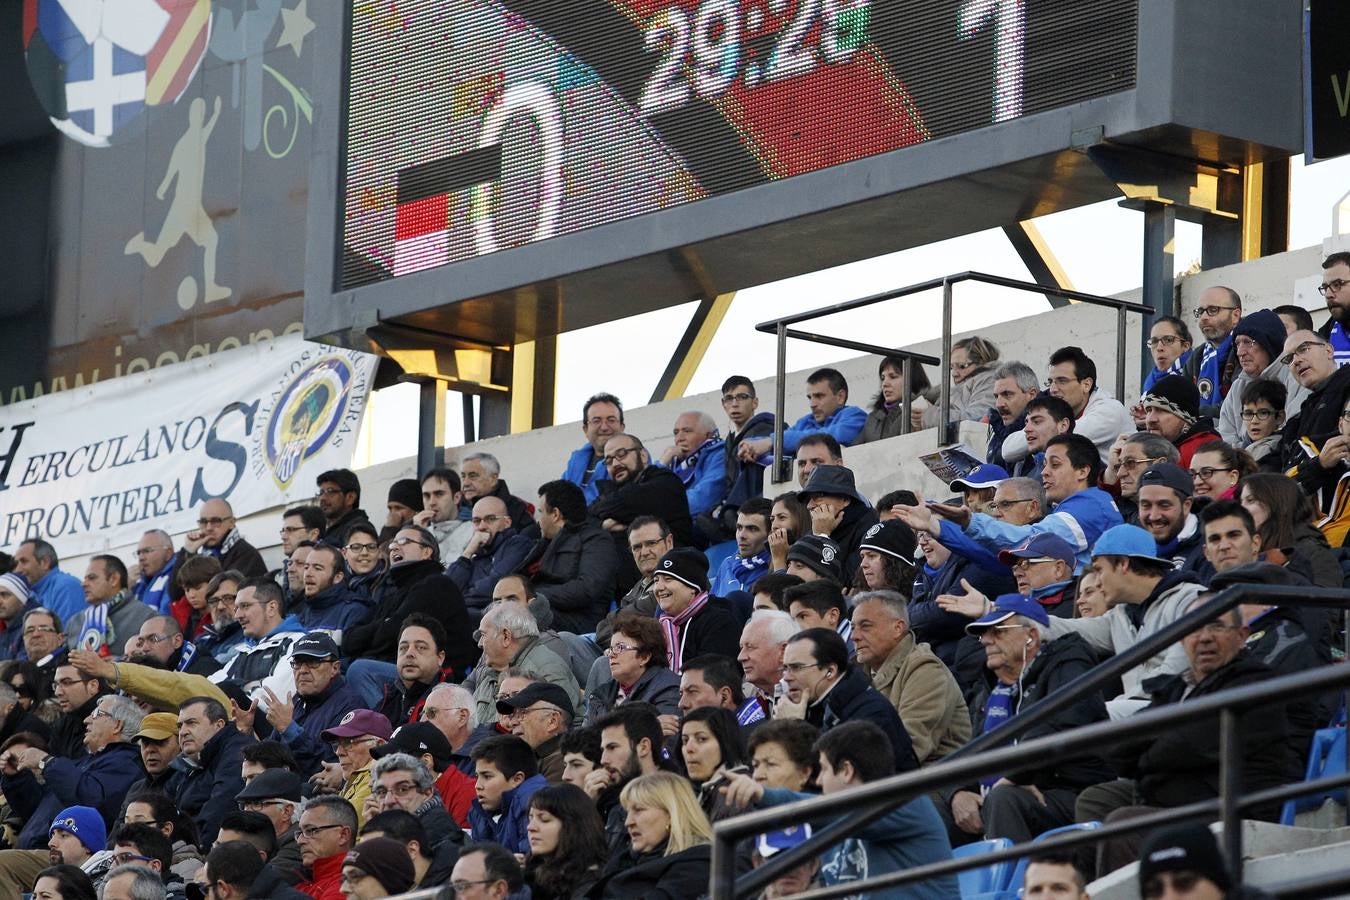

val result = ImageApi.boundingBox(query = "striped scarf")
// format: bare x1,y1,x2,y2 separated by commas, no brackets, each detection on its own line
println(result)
671,437,720,486
659,591,710,671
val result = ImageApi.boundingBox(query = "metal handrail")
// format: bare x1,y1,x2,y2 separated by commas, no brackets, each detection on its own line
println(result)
754,271,1154,477
711,583,1350,898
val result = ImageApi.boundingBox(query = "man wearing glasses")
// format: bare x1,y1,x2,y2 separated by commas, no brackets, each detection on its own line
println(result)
130,529,179,615
447,496,534,619
711,375,775,543
562,392,625,504
1180,286,1243,413
1316,251,1350,366
259,634,362,778
129,616,221,677
1278,329,1350,477
294,796,359,899
234,768,304,882
180,498,266,578
939,595,1108,848
1215,309,1307,448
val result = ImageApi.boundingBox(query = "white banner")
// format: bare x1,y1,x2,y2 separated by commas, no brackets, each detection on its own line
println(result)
0,335,378,556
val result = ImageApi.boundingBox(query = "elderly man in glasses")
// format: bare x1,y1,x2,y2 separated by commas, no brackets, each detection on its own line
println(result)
1279,329,1350,480
179,498,267,578
447,497,535,622
341,525,475,709
1179,286,1243,415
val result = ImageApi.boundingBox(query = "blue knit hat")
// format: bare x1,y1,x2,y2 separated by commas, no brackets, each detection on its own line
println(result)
50,806,105,854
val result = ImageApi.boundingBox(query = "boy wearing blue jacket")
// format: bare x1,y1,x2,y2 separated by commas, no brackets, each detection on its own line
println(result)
468,734,548,856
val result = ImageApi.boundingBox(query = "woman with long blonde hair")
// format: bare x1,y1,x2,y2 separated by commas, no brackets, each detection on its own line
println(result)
590,772,714,898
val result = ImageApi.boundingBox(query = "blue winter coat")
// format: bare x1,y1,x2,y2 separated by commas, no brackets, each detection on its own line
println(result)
132,556,179,614
710,549,770,597
673,440,728,516
32,568,85,626
759,788,957,900
268,675,364,777
294,583,372,640
943,486,1123,572
563,444,610,504
172,724,255,846
775,405,868,454
468,773,548,854
6,741,144,849
447,531,536,615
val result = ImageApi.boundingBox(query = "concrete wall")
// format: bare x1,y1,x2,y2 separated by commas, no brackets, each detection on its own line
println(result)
68,238,1337,576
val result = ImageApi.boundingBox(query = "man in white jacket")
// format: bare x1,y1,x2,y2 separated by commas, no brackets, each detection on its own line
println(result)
999,346,1133,466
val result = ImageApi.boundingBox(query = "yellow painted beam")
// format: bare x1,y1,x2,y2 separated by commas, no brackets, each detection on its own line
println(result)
1018,220,1076,292
1241,162,1265,262
510,341,537,434
660,293,735,401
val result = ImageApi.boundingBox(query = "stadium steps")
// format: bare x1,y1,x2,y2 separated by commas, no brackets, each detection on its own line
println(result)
1086,819,1350,899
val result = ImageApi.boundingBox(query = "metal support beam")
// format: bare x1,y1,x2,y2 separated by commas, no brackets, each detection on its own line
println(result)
1002,220,1074,307
461,393,476,444
509,337,558,433
1140,201,1176,381
650,293,735,403
1242,159,1290,261
416,379,446,478
1201,213,1241,269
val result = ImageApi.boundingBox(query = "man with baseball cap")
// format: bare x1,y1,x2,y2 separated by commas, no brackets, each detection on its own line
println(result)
321,710,393,829
1136,464,1204,571
235,768,304,883
496,682,574,783
938,596,1109,848
1049,524,1205,719
261,633,362,778
121,712,181,811
341,836,416,898
996,533,1077,618
798,464,879,583
0,572,36,661
652,547,739,671
372,721,472,827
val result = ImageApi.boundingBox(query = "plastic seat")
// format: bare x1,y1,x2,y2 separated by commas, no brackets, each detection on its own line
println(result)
1280,725,1347,825
952,837,1012,898
999,821,1103,900
703,539,738,575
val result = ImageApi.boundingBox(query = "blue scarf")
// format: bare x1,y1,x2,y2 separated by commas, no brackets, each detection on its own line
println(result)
176,641,199,672
980,683,1018,788
672,436,720,486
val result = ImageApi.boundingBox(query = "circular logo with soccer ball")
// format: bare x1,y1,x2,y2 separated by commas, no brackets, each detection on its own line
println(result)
820,545,837,563
263,356,355,489
23,0,213,148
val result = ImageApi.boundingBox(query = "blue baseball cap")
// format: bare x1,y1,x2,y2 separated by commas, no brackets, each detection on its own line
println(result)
997,533,1077,568
50,806,106,853
756,823,813,859
965,594,1051,634
949,463,1009,492
1091,524,1170,564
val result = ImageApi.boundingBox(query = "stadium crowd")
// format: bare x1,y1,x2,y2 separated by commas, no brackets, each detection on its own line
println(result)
3,256,1350,900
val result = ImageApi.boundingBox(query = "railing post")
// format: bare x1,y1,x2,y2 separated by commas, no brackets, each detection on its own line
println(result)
711,827,736,899
902,355,913,435
1219,708,1244,890
939,278,953,448
1116,304,1128,404
774,321,788,484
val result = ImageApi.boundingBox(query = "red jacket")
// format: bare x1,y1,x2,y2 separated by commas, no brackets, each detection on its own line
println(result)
437,764,475,828
298,851,345,900
169,597,212,640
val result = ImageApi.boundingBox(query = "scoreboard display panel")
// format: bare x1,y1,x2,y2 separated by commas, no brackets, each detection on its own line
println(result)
339,0,1137,290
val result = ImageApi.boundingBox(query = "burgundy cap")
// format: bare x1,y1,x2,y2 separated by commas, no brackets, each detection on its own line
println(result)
321,709,392,741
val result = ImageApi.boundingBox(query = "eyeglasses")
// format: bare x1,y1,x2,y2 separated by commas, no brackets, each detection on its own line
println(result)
22,625,57,637
1319,278,1350,296
1190,466,1235,480
54,678,89,688
335,736,378,750
317,487,347,497
110,851,153,866
1145,335,1183,348
1117,456,1163,471
390,536,433,550
280,525,309,534
141,633,174,645
135,546,172,556
239,799,290,811
630,538,668,553
1240,408,1278,421
1193,304,1238,318
1280,340,1328,365
423,706,463,720
607,642,639,655
470,515,504,526
1044,376,1081,389
371,781,421,800
344,542,379,553
296,823,345,839
586,415,621,428
341,872,375,886
91,707,118,720
1011,556,1059,568
197,517,231,527
781,662,822,675
949,360,977,371
722,392,753,403
291,657,336,670
1195,621,1241,635
602,446,638,466
206,593,236,610
987,498,1034,513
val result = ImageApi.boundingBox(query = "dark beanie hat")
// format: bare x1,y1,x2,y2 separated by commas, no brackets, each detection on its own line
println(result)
1142,374,1200,425
1232,309,1286,365
858,520,918,562
387,478,424,512
344,837,416,894
1137,823,1231,892
654,547,710,592
785,535,844,582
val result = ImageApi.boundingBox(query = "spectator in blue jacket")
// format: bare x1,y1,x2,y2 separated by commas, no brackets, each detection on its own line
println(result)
660,411,728,517
3,694,146,849
12,539,85,626
446,496,535,620
710,498,772,598
293,545,372,643
738,368,867,463
986,362,1041,472
721,720,958,899
562,392,624,504
131,530,179,614
258,633,363,778
468,734,548,855
0,573,37,661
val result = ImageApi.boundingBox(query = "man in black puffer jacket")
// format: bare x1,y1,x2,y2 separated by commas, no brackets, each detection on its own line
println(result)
171,695,256,847
342,525,474,708
525,481,619,634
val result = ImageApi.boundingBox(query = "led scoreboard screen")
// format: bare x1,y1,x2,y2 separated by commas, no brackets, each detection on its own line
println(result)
340,0,1137,289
